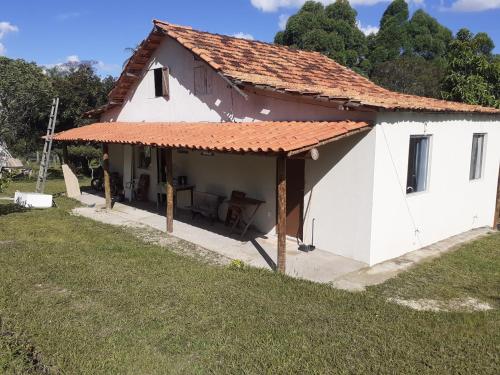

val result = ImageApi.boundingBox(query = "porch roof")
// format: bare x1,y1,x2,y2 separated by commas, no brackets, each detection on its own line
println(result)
52,120,371,155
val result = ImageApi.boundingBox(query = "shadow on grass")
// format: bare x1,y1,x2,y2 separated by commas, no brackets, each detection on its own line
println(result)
0,204,28,216
0,318,55,374
250,239,277,271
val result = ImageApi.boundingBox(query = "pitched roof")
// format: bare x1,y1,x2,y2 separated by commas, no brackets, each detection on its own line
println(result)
52,121,371,155
107,19,499,115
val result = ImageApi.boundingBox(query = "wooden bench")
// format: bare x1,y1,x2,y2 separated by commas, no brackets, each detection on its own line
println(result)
188,191,225,223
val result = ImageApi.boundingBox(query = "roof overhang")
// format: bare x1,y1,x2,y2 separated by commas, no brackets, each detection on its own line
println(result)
52,121,372,156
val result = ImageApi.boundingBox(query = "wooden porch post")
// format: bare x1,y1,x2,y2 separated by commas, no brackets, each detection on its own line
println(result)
165,148,174,233
102,143,112,209
277,155,287,273
494,163,500,230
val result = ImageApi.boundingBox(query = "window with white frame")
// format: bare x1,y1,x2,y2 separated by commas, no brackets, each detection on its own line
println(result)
469,133,486,180
406,135,431,194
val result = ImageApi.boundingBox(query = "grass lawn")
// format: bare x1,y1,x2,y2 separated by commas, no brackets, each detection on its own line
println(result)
0,178,499,374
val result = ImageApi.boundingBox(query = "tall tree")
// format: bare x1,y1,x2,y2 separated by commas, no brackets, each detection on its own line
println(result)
0,57,54,155
441,29,499,107
371,56,446,98
275,0,368,73
407,9,452,60
369,0,410,67
368,5,452,98
47,61,116,132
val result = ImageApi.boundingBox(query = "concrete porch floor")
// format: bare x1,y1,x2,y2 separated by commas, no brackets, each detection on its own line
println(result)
73,192,492,288
74,192,367,283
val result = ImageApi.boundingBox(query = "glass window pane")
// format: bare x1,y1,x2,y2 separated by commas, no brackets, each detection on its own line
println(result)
407,136,430,194
470,134,485,180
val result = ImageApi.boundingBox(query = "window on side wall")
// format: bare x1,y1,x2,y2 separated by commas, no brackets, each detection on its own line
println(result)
469,133,486,180
153,67,170,98
406,135,431,194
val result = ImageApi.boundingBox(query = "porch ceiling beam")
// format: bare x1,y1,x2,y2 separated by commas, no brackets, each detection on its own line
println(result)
276,155,287,273
288,148,319,161
102,143,112,209
166,148,174,233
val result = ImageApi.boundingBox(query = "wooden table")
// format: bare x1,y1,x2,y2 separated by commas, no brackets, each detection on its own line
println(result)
226,196,266,238
158,183,195,214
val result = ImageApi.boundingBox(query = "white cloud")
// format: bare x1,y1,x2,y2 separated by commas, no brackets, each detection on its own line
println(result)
45,55,120,76
232,32,255,40
66,55,80,63
250,0,428,12
443,0,500,11
0,21,18,55
250,0,394,12
278,14,290,30
96,61,120,73
356,20,379,35
0,21,18,38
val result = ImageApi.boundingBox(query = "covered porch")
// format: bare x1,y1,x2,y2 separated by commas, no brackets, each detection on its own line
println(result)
75,190,367,282
54,120,372,273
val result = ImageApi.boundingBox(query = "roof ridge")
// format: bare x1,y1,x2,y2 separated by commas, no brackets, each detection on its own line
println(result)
153,19,193,30
153,18,329,58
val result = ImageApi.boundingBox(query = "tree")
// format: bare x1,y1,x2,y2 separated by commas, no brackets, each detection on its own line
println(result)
46,61,116,132
441,29,499,107
366,2,454,99
275,0,368,73
371,56,446,98
0,57,116,157
0,57,54,155
407,10,452,60
369,0,410,67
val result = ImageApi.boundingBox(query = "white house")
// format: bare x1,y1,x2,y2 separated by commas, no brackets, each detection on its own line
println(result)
54,20,500,271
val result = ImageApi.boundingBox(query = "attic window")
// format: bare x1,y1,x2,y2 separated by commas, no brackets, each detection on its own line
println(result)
194,66,212,95
153,67,169,98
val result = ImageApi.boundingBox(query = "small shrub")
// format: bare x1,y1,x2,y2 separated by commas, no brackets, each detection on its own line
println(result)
57,145,102,176
228,259,246,270
0,171,12,193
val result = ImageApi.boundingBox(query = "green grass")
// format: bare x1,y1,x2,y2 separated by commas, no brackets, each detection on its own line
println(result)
0,178,499,374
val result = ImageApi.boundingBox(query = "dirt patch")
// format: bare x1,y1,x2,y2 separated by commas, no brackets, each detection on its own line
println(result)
34,283,70,296
0,318,57,374
131,226,230,266
388,297,493,312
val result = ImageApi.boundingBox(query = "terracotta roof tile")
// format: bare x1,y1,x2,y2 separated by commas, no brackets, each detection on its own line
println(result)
53,121,371,154
106,20,500,115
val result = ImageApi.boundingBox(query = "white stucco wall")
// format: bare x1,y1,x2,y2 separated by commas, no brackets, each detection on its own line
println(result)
303,130,376,264
369,113,500,265
173,151,277,234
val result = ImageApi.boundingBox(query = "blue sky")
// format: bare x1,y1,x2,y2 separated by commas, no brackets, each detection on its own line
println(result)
1,0,498,77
